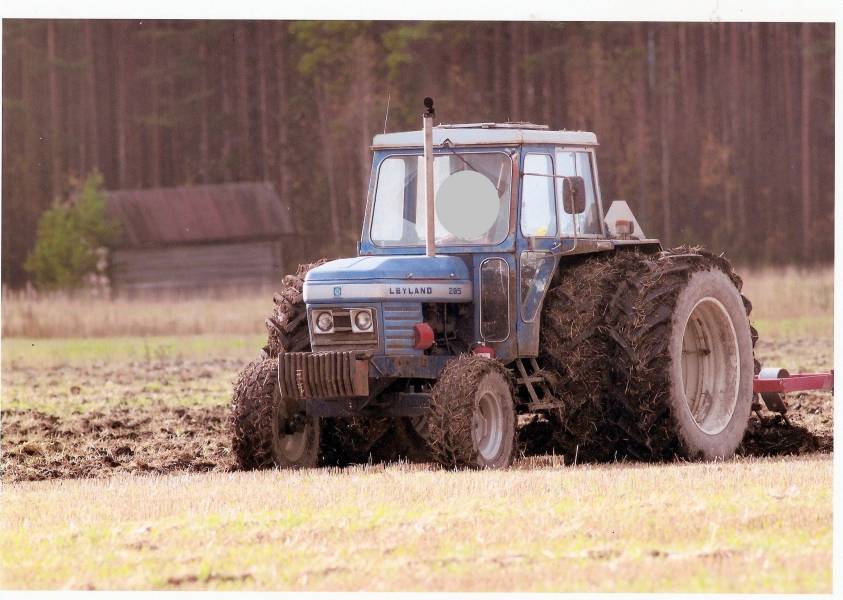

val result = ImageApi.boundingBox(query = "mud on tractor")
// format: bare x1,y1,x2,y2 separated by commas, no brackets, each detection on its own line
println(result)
230,98,833,470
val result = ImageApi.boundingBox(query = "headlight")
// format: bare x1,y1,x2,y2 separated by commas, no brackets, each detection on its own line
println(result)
352,309,373,332
314,311,334,333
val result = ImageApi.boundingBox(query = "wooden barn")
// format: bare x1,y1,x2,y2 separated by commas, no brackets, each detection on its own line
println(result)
106,182,305,295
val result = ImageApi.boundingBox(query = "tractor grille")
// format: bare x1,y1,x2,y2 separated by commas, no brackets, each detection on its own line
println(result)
383,302,423,355
278,351,369,400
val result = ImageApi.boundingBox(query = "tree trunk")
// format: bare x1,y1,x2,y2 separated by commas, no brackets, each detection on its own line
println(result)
659,29,674,245
114,22,129,187
46,22,62,197
150,27,162,187
84,22,100,172
235,22,251,180
493,23,504,118
256,23,271,180
800,23,812,262
199,36,210,183
220,34,233,181
315,87,343,251
540,26,553,126
508,22,520,120
522,23,535,117
275,25,290,200
633,24,650,225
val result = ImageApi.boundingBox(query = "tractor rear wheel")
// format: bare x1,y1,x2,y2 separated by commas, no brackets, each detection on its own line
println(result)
610,249,756,460
427,355,516,469
538,253,643,461
537,248,759,462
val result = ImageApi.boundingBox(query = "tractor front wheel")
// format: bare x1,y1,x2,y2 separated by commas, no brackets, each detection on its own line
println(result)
427,355,516,469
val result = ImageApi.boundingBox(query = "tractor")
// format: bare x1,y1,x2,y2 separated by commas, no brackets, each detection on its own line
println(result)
229,98,825,470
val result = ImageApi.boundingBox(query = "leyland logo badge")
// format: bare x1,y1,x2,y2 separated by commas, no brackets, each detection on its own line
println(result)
333,286,342,297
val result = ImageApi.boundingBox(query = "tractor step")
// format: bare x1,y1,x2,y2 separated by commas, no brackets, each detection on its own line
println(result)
514,358,564,412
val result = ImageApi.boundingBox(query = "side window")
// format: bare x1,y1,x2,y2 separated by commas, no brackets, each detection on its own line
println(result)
555,150,602,235
555,151,576,235
520,154,557,237
575,152,602,235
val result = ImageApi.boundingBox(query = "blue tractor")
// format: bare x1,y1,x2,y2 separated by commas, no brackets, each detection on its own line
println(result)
230,99,758,469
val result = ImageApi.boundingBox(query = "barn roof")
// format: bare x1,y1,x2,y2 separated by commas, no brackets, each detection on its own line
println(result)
106,182,295,248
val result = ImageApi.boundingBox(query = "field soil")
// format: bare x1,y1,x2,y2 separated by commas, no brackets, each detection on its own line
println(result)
1,335,833,483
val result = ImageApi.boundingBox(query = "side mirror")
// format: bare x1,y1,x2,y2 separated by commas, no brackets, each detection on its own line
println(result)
562,176,587,214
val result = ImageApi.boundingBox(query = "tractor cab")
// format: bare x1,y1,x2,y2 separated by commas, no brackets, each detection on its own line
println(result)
303,121,655,367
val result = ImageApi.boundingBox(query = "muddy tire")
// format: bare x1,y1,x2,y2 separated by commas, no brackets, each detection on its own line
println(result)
258,257,346,466
427,355,516,468
609,248,758,460
262,259,327,359
229,358,277,470
257,258,409,466
538,253,645,460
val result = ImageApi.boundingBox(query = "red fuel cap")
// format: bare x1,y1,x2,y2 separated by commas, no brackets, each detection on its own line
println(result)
413,322,435,350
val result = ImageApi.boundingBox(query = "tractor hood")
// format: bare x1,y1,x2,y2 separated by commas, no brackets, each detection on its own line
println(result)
303,255,472,303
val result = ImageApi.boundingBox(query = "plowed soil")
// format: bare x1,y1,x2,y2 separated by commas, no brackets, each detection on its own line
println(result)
1,344,832,483
2,404,234,482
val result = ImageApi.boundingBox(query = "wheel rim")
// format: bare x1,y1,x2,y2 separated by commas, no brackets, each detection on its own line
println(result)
472,388,505,462
278,429,308,462
274,393,309,463
680,297,740,435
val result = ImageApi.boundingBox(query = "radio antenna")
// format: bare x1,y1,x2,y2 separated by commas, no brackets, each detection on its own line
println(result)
383,91,391,134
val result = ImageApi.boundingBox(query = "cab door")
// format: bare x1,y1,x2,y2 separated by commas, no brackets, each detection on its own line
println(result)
515,149,562,356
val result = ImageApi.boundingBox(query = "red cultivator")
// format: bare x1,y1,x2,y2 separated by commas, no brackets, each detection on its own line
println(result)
754,368,834,423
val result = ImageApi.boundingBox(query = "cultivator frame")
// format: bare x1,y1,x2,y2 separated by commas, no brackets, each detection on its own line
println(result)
753,368,834,418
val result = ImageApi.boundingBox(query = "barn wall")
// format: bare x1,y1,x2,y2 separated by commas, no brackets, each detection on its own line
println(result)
111,240,287,296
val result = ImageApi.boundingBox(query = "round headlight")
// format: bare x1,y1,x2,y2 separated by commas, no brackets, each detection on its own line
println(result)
315,311,334,332
354,310,373,331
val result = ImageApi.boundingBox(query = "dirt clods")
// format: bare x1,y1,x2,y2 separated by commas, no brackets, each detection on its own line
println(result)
2,403,234,482
740,392,833,456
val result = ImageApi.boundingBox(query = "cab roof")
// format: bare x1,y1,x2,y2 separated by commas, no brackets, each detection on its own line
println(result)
372,123,598,149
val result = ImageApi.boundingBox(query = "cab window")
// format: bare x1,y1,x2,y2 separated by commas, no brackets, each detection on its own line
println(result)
555,150,602,235
520,153,557,237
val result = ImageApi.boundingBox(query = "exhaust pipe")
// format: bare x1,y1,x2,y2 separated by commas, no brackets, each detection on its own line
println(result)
423,97,436,257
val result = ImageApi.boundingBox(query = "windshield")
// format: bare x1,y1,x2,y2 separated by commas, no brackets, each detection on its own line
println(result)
370,151,513,247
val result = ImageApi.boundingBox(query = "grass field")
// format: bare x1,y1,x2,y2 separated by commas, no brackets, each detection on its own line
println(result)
0,266,834,591
0,456,832,592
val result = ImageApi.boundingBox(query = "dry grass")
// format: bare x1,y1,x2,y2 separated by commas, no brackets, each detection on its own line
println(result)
0,455,831,592
738,264,833,320
1,286,272,338
2,265,832,338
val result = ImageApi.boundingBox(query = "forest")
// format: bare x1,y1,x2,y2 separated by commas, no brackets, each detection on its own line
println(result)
1,20,835,286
